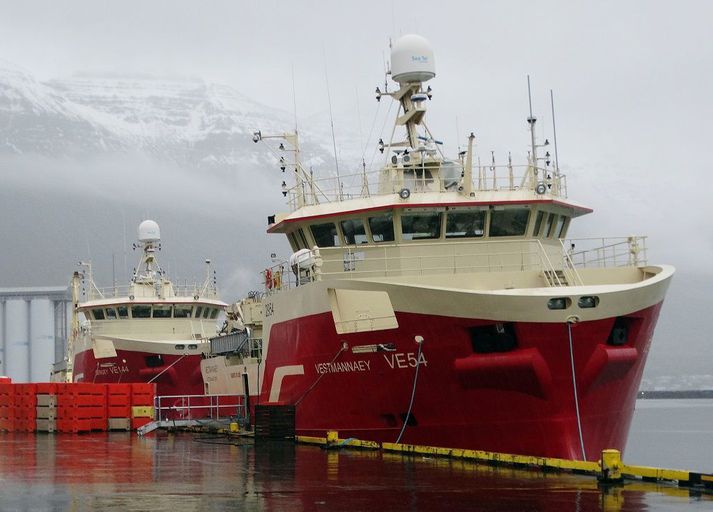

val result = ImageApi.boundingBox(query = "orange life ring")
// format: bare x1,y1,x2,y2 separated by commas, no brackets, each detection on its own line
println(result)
265,269,273,289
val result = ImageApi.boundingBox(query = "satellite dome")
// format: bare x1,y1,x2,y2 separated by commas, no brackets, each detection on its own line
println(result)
138,220,161,243
391,34,436,84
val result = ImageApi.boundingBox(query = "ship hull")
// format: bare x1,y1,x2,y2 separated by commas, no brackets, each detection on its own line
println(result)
261,302,664,461
72,346,210,419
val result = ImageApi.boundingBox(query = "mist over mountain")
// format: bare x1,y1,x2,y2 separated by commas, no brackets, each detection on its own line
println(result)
0,61,348,299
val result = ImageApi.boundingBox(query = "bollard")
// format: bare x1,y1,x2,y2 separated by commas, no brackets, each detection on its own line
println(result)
326,430,339,446
600,449,623,483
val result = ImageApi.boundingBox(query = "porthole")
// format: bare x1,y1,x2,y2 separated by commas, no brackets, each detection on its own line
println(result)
578,296,599,309
547,297,571,310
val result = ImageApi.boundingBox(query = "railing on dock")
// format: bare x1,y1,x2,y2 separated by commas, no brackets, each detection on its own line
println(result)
154,394,246,422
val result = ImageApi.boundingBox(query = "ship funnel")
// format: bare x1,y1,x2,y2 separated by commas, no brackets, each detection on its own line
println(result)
138,220,161,243
391,34,436,84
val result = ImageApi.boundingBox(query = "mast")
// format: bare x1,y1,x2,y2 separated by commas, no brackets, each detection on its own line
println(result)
527,75,538,185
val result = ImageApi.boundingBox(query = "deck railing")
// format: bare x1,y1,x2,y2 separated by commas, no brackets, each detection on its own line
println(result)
564,236,648,268
284,163,567,210
83,283,221,302
262,238,593,293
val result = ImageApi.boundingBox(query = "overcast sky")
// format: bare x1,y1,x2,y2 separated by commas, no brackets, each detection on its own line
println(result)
1,0,712,378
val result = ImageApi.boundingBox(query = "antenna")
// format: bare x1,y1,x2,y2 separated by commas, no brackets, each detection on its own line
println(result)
526,75,537,168
550,89,560,176
323,47,342,201
291,65,298,132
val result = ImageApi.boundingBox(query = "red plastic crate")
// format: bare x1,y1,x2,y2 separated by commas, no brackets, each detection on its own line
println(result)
35,383,60,395
90,418,107,431
107,383,131,395
0,383,15,395
131,383,156,406
131,417,152,430
15,383,38,396
108,405,131,418
57,418,92,433
0,393,14,407
107,394,130,406
0,417,15,432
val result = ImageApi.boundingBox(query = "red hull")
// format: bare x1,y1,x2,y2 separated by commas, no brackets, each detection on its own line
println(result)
73,349,205,398
261,303,663,460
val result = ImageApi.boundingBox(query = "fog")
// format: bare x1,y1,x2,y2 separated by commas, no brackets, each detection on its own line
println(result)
1,0,712,380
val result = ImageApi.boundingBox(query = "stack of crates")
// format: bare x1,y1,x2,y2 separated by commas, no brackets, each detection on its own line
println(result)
130,383,155,430
0,381,15,432
35,383,60,433
15,384,38,432
106,384,131,431
0,382,157,433
57,383,107,433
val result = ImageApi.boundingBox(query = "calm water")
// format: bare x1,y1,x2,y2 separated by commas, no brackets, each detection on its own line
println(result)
0,400,711,512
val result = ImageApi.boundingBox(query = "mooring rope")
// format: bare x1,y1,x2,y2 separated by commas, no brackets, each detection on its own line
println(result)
395,337,424,444
567,321,587,460
294,344,347,406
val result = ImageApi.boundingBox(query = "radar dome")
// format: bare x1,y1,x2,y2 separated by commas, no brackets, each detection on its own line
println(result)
391,34,436,84
138,220,161,243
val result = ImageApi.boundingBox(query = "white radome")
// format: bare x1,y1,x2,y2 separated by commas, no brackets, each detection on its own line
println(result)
391,34,436,84
138,220,161,243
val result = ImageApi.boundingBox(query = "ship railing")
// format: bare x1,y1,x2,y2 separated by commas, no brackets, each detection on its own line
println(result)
263,239,585,290
154,393,246,422
283,163,567,210
85,283,221,301
563,236,648,268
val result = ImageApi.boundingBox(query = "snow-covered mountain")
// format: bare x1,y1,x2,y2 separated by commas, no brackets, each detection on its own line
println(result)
0,60,356,173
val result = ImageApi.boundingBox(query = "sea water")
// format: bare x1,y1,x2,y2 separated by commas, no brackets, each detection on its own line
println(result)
0,400,712,511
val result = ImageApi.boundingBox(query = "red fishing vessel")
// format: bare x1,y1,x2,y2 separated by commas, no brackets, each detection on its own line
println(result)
205,34,673,460
60,220,226,403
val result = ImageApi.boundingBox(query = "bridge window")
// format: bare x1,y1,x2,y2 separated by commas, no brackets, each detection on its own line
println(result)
287,232,299,251
546,215,559,238
117,306,128,319
340,218,369,245
105,308,117,320
297,229,309,249
310,222,340,247
195,306,203,318
489,208,531,237
557,217,569,238
91,308,105,320
210,308,219,319
152,305,172,318
541,213,555,238
174,305,193,318
368,214,395,242
553,216,566,239
533,211,545,236
131,305,151,318
401,210,442,240
446,211,485,238
203,307,211,319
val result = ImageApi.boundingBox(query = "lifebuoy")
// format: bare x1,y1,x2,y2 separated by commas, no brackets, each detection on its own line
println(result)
265,269,273,289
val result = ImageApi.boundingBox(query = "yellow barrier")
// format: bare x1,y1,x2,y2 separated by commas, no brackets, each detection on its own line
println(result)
295,433,713,489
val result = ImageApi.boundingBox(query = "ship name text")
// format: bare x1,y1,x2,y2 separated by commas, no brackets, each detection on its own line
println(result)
315,360,371,375
384,352,428,369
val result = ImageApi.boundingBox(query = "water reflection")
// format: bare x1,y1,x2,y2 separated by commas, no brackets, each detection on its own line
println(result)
0,432,711,511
